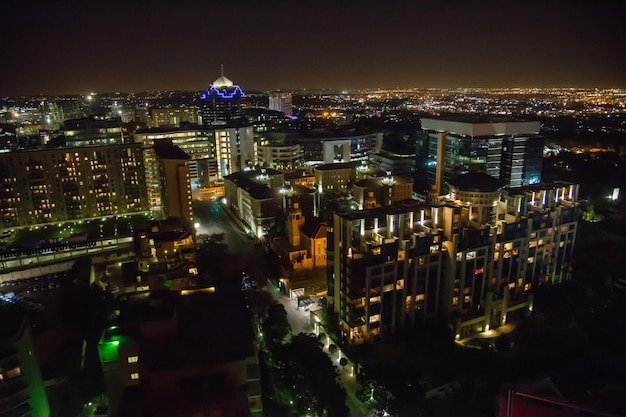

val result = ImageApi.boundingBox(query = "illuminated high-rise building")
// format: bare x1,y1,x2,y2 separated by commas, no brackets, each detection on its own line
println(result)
153,143,193,225
416,116,543,197
331,173,579,345
0,144,148,229
199,68,246,127
196,69,255,176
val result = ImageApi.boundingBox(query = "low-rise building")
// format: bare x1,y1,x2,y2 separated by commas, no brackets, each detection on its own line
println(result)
369,148,416,179
223,169,285,238
134,218,197,292
98,290,262,417
352,175,414,209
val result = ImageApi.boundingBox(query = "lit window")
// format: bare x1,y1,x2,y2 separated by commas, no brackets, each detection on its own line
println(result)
130,373,139,380
6,367,21,378
127,356,139,363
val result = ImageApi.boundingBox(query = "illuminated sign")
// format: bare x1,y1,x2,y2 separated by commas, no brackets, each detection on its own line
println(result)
200,85,246,100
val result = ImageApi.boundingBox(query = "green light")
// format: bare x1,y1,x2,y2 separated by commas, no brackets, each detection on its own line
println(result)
164,280,172,288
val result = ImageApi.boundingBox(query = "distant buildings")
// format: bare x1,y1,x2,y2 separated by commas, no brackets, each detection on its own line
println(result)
0,301,50,417
133,124,254,184
330,173,580,345
258,130,382,166
133,127,217,188
256,140,304,171
268,92,293,117
62,115,124,147
314,162,358,193
150,107,199,127
416,116,543,196
369,148,416,180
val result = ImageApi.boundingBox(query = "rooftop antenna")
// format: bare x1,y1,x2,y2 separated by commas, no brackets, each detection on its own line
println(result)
220,64,224,77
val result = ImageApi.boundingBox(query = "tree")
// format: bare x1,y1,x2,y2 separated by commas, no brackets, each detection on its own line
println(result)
262,304,291,347
275,334,349,417
582,204,603,222
197,233,228,255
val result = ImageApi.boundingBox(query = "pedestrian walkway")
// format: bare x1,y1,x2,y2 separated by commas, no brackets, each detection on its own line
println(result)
263,283,369,417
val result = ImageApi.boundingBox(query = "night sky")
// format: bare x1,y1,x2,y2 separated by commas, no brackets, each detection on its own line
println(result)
2,0,626,95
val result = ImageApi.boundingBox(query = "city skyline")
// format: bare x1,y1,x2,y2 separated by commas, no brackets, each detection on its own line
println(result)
2,0,626,96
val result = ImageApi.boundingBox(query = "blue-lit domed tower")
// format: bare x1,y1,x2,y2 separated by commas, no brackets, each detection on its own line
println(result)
199,66,246,126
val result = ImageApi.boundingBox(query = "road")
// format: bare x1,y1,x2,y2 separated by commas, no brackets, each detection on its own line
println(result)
193,198,278,284
197,199,369,417
194,200,254,251
266,282,369,417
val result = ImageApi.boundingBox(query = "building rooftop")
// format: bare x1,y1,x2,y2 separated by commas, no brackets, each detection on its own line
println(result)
447,172,505,192
504,181,579,197
144,292,255,369
423,114,529,124
314,161,359,171
135,125,207,135
373,148,416,159
212,75,234,88
224,171,283,200
421,115,541,137
153,143,191,160
353,176,413,188
300,219,327,239
336,198,424,220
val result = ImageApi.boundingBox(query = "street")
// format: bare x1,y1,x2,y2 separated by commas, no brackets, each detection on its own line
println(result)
193,199,254,251
265,282,369,417
197,198,370,417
